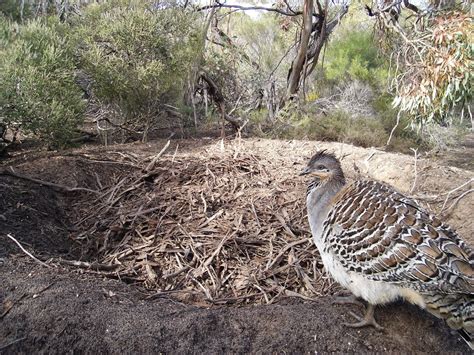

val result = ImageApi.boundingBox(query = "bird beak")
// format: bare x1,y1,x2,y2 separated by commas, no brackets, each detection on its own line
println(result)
299,167,311,176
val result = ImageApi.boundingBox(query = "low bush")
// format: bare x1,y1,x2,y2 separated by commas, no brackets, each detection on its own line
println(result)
301,111,388,148
0,16,85,148
267,95,426,152
323,28,388,88
74,0,200,138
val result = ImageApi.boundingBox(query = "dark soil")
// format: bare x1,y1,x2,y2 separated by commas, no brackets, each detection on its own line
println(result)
0,177,73,259
0,259,469,354
0,139,472,353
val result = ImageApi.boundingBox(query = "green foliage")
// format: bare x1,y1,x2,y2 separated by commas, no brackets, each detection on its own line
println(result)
247,109,269,125
324,29,388,86
0,16,85,147
392,12,473,125
299,111,389,148
202,11,297,116
204,45,241,103
75,0,200,125
0,14,14,46
232,12,293,75
264,93,424,152
0,0,31,21
372,94,423,152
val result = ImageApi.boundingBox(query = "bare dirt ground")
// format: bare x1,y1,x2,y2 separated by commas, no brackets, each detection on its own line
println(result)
431,132,474,171
0,259,467,353
1,137,473,353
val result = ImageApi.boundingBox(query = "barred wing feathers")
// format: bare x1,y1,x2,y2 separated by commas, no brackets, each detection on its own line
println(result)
321,180,474,294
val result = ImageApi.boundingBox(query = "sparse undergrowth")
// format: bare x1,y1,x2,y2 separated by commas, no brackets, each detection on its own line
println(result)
262,109,424,154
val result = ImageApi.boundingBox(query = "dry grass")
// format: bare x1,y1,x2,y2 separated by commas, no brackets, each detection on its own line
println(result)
71,142,337,304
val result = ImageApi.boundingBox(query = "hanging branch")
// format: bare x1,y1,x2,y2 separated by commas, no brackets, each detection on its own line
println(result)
365,0,419,17
197,1,323,19
198,0,349,104
305,3,348,78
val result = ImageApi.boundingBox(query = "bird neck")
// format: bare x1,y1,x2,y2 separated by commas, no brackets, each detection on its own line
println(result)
306,173,346,228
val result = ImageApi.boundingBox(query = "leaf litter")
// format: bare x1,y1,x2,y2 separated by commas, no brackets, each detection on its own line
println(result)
70,143,337,305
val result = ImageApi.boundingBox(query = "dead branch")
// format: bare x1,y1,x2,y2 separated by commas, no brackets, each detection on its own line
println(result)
441,178,473,211
386,111,401,146
145,140,171,172
441,189,474,216
1,168,100,195
32,281,57,298
365,0,419,17
0,294,27,320
198,71,246,131
197,2,322,18
0,338,27,352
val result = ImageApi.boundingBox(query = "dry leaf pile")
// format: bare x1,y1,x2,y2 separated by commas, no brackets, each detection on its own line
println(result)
73,148,336,304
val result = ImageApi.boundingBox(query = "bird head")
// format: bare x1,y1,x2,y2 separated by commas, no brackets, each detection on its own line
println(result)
300,150,344,181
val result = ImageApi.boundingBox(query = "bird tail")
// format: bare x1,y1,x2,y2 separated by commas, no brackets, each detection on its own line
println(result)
424,293,474,350
457,328,473,350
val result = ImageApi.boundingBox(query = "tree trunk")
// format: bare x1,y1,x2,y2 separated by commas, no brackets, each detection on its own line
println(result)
284,1,348,102
199,72,246,132
286,0,314,99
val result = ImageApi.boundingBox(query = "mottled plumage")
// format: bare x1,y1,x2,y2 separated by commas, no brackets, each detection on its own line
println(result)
302,150,474,349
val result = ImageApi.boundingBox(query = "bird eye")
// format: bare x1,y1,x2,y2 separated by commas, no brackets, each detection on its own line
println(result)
317,165,326,170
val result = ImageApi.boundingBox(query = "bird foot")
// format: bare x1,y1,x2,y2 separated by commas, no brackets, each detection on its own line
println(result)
332,294,365,309
343,304,384,331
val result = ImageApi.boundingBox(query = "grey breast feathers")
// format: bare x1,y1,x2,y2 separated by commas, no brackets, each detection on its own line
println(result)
321,180,474,294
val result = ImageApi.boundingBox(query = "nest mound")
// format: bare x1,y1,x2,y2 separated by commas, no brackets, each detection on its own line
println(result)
74,148,335,304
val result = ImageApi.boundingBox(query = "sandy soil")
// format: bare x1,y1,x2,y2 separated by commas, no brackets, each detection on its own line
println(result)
1,137,473,353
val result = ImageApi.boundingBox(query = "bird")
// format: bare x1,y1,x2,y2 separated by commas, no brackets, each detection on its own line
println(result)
301,150,474,349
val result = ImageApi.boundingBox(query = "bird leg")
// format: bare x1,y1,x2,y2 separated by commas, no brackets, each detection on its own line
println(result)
332,293,365,309
344,303,384,331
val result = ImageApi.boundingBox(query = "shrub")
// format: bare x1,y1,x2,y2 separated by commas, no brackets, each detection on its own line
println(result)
301,111,388,147
280,100,424,152
301,111,347,142
371,94,426,152
75,0,200,137
324,29,388,87
0,14,13,45
0,16,85,148
345,117,388,148
392,12,473,125
0,0,31,21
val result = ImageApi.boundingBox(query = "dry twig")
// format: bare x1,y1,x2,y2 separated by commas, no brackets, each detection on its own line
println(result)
57,259,120,271
409,148,418,194
64,149,327,304
1,168,99,195
6,234,50,268
441,178,473,211
0,337,27,351
145,140,171,172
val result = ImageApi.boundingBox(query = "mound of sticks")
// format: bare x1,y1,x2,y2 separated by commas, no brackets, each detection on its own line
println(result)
73,144,336,304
